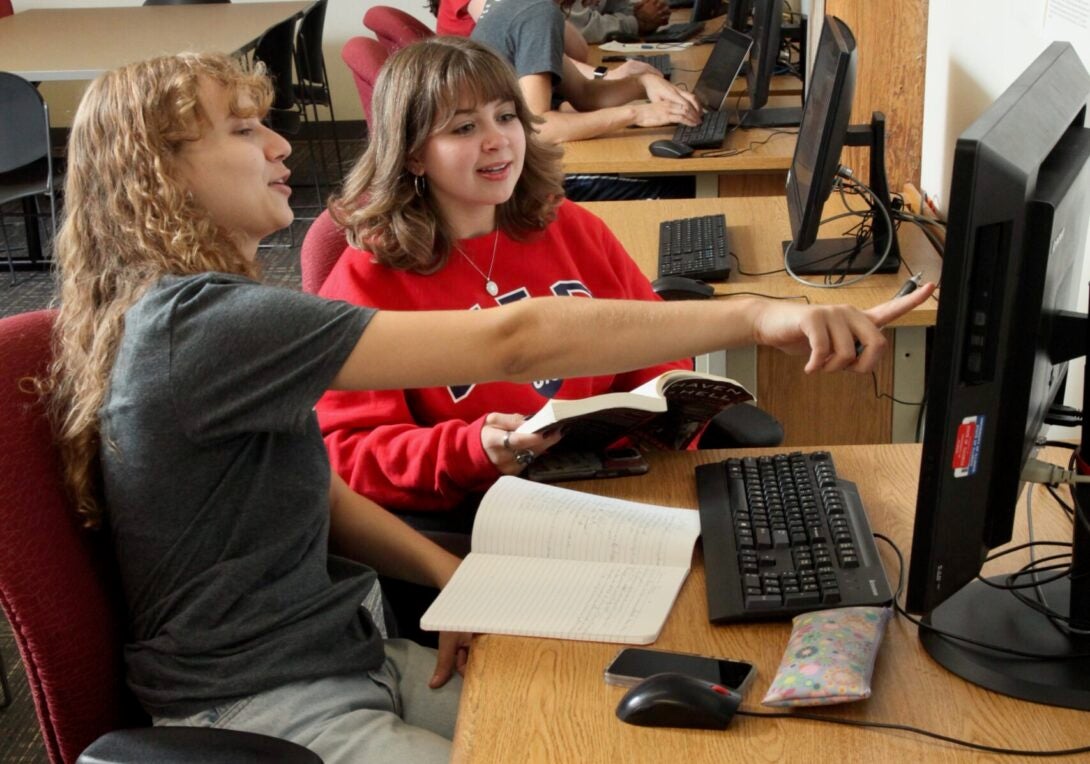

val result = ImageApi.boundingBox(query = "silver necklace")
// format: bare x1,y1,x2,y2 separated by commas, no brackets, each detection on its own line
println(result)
457,229,501,297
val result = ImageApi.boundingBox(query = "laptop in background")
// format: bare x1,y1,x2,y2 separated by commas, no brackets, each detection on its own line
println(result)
669,25,753,149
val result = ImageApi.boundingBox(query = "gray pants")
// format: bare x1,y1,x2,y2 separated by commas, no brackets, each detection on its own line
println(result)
156,639,461,763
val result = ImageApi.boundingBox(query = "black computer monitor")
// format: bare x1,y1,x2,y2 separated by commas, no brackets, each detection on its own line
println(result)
727,0,753,30
905,41,1090,710
781,16,900,276
691,0,725,23
738,0,799,127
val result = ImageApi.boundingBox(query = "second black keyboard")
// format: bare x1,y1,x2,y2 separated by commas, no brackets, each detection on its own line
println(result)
696,451,894,623
673,110,729,149
658,214,730,281
644,21,704,43
632,54,673,79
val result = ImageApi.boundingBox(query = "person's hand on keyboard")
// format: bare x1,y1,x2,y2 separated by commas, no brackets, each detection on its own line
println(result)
638,75,701,125
749,283,936,373
633,99,702,127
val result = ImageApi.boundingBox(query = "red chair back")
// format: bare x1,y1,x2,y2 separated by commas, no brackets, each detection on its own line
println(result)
340,36,389,125
0,0,13,18
0,310,144,764
363,6,434,54
301,210,349,294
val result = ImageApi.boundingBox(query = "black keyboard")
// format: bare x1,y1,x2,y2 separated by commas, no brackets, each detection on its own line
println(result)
673,110,729,149
632,54,673,79
644,21,704,43
658,214,730,281
696,451,894,623
668,0,694,7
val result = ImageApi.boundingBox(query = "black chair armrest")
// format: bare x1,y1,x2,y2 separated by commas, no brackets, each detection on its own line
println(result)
698,403,785,449
77,727,322,764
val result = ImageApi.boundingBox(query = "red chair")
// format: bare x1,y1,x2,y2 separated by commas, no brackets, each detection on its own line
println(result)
341,36,389,126
0,1,13,18
301,209,348,294
0,310,318,763
363,6,434,54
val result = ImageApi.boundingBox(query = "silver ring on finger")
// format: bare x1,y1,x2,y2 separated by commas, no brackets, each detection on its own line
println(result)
503,431,513,452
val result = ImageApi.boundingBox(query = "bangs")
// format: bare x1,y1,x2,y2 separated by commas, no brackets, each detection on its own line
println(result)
429,52,522,132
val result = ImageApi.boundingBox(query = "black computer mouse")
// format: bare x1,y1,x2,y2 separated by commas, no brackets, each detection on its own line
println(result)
651,275,715,300
616,672,742,729
648,139,695,158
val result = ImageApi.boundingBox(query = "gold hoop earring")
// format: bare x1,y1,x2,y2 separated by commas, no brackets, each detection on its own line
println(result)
413,174,427,197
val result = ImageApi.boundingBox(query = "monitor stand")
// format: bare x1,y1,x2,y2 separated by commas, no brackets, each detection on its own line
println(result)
783,237,899,275
730,106,802,128
920,306,1090,710
920,577,1090,710
781,112,902,276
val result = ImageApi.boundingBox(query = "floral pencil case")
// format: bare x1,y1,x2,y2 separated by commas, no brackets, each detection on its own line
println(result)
761,606,891,707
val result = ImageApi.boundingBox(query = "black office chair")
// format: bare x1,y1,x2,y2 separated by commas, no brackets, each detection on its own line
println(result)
0,71,58,286
253,18,323,230
293,0,344,182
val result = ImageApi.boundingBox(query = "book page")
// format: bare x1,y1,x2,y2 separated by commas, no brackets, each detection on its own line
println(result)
472,477,700,567
420,554,690,643
628,369,748,399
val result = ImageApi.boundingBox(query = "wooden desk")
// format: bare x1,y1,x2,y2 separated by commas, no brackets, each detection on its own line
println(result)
562,126,796,197
452,446,1089,762
0,2,313,82
580,196,942,445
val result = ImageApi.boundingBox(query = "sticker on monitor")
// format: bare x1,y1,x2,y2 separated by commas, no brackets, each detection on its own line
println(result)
952,415,985,478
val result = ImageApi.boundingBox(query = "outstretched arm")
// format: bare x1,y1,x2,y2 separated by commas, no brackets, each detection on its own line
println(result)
332,285,936,392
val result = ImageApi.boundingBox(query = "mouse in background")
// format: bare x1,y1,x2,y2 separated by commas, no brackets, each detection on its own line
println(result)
648,139,695,159
651,275,716,301
616,672,741,729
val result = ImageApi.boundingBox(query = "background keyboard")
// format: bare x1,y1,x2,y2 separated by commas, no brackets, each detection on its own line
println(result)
632,53,674,79
696,451,894,623
673,110,729,149
658,214,730,281
644,21,704,42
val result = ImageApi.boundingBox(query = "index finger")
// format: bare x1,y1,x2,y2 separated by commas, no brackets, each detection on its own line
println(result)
863,282,935,328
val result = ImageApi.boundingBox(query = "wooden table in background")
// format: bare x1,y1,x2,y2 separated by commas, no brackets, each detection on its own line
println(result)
451,445,1088,763
580,195,942,446
0,2,313,81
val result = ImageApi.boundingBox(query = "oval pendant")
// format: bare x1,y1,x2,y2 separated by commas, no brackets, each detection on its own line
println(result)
485,280,499,297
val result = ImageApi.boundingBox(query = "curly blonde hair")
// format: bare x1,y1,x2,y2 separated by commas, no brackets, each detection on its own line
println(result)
329,36,565,272
47,53,273,529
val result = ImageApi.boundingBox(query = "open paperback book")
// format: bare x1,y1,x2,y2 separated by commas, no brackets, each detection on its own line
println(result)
517,369,754,451
420,476,701,644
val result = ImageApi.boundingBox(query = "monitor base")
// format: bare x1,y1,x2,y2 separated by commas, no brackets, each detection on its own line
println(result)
730,106,802,128
920,576,1090,710
782,236,901,275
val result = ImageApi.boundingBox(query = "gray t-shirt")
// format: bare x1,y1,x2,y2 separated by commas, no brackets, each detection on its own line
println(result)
100,272,379,717
471,0,565,85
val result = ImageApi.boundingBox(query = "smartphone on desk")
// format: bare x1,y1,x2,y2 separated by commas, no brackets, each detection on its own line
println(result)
525,446,649,483
604,647,756,692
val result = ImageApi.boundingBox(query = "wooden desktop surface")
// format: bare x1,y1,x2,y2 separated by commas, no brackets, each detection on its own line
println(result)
451,445,1088,762
579,195,942,327
0,2,313,82
579,195,941,445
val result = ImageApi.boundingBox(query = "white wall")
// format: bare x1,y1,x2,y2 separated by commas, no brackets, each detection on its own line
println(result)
921,0,1090,439
15,0,437,124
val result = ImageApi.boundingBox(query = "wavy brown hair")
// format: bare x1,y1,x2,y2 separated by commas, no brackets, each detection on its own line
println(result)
47,53,273,529
329,36,565,272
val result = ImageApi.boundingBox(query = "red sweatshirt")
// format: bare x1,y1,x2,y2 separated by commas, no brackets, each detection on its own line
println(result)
316,200,692,512
436,0,475,36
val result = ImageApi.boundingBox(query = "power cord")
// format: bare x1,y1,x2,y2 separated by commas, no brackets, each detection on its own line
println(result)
783,172,895,288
